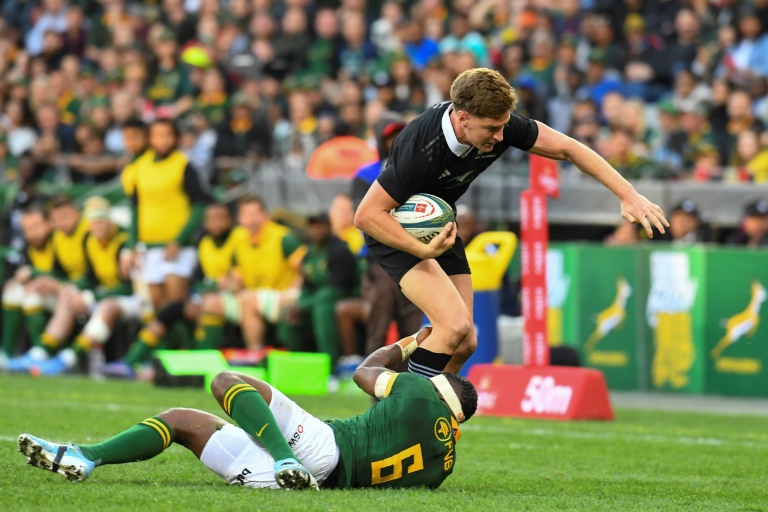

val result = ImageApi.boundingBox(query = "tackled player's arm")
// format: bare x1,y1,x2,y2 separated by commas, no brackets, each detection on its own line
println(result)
353,328,431,397
528,121,668,237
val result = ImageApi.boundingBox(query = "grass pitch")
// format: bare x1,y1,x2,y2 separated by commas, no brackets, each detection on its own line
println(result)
1,374,767,511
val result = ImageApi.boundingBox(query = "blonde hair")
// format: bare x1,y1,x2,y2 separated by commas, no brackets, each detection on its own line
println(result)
450,68,518,118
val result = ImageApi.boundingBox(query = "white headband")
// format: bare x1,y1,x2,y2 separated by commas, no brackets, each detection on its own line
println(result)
430,374,465,423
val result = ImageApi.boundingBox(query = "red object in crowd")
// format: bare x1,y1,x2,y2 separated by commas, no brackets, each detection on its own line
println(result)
306,136,378,179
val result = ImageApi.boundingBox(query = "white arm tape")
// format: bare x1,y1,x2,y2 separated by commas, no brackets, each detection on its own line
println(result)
374,371,397,399
398,337,418,361
430,374,466,423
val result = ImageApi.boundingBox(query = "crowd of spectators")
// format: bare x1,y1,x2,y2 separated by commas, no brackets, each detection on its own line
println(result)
1,0,768,203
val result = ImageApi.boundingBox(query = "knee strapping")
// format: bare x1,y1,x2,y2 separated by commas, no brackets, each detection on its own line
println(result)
2,283,25,307
83,315,112,344
21,293,44,312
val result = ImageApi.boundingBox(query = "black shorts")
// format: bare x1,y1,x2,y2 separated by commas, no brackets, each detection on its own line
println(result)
364,234,471,284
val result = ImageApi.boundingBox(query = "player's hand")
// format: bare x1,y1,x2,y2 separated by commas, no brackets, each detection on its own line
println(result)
164,243,180,262
620,193,669,239
15,266,32,284
420,222,456,259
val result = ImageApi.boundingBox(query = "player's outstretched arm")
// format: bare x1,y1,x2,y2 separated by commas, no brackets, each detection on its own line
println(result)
528,121,670,239
353,327,431,397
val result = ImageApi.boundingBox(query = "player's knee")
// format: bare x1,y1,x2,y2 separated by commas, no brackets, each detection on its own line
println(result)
444,315,472,348
454,333,478,360
210,371,240,399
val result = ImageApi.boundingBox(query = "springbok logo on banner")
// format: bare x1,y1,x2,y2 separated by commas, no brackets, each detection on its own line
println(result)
647,252,698,389
710,280,766,375
584,277,632,366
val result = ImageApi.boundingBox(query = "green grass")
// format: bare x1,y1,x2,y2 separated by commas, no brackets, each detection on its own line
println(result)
1,374,767,512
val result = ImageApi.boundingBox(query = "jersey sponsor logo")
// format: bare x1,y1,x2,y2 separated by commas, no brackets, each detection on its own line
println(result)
434,417,452,442
235,467,252,486
475,153,496,159
438,169,451,179
443,439,455,471
520,376,573,416
287,424,304,449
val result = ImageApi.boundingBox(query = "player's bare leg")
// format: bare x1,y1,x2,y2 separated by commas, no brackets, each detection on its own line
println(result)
165,275,190,304
238,292,267,349
148,284,166,312
399,260,472,377
210,371,318,490
38,286,89,351
444,274,477,374
18,408,224,482
335,298,367,357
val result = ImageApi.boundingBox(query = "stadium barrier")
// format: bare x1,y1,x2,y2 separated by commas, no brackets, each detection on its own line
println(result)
542,243,768,397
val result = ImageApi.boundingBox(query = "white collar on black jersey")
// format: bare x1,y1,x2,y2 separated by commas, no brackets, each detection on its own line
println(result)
442,104,472,158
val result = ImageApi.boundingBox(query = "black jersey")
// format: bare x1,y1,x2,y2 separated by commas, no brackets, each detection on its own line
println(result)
376,101,539,206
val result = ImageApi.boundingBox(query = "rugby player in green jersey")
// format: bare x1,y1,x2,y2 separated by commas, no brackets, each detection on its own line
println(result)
17,327,477,490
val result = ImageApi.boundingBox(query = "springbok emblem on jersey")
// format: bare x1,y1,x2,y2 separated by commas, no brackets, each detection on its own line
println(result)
583,277,632,354
711,280,767,359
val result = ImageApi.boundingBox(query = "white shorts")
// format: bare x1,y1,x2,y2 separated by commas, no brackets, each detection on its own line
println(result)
81,293,143,321
140,247,198,285
199,386,340,489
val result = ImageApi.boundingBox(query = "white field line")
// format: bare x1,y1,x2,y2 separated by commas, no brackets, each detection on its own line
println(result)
461,424,768,450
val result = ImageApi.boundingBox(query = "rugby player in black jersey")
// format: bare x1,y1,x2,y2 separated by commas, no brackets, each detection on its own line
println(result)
355,67,669,378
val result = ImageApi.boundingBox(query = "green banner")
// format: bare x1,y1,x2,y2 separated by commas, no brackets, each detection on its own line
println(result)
506,242,768,397
703,249,768,397
573,246,643,390
641,248,707,394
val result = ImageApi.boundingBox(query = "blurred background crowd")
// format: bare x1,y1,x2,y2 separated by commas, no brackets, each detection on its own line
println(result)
1,0,768,198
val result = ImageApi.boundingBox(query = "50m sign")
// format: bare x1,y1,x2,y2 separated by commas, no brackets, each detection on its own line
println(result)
520,376,573,415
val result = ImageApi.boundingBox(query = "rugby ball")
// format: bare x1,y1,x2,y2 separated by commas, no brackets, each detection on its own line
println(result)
391,194,455,244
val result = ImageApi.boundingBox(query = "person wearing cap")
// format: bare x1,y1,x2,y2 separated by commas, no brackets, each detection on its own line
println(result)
650,100,687,171
727,199,768,247
668,199,707,245
212,91,272,185
27,196,144,376
145,27,193,118
279,212,358,373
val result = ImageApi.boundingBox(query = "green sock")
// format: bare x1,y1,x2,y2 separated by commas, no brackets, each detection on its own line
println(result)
124,329,160,366
79,416,172,466
1,305,23,356
38,332,63,355
23,309,49,350
72,335,92,357
195,314,225,350
223,384,296,462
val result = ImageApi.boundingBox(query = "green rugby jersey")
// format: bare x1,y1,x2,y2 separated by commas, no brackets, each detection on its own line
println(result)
327,373,461,489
